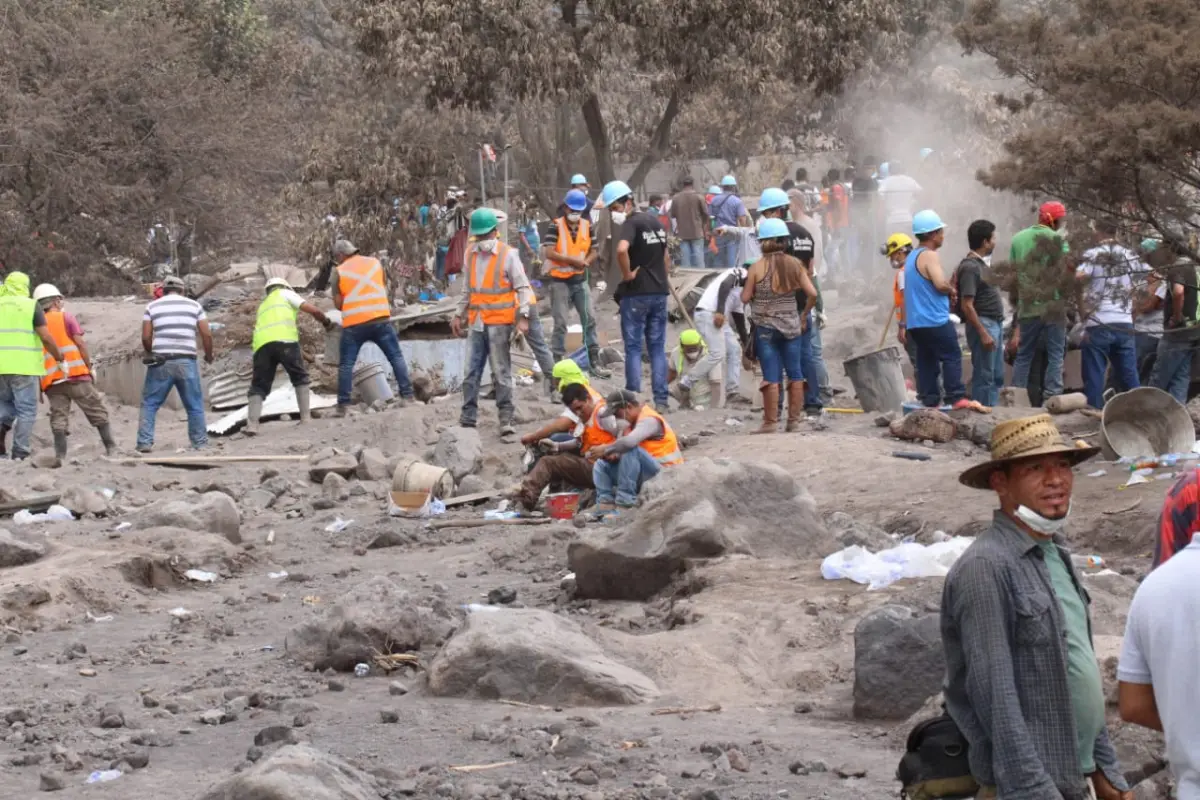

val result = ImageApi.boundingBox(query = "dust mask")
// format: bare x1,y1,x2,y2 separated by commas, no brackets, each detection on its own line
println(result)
1015,502,1071,536
567,213,581,223
611,212,627,226
476,239,498,253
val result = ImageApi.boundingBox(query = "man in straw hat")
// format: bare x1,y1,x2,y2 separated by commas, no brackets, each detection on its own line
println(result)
942,415,1131,800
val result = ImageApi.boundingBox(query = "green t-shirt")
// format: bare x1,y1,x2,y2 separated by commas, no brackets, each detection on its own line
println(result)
1038,539,1105,773
1010,225,1070,319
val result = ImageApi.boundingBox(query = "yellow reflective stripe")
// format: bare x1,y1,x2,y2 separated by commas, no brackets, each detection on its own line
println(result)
469,301,516,310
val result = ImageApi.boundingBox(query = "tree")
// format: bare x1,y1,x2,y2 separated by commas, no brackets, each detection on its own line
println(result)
343,0,922,192
958,0,1200,258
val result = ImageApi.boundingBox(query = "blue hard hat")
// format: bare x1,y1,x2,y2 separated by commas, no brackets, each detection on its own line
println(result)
756,217,789,240
564,189,589,212
570,173,588,186
720,175,737,187
600,180,633,207
912,209,946,236
758,187,789,212
707,185,721,195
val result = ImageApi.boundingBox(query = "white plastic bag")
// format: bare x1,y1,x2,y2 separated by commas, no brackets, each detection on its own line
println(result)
822,537,975,590
13,504,75,524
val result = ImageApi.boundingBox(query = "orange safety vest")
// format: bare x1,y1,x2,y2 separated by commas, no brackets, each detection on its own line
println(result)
337,256,391,327
467,243,518,326
547,217,591,280
40,310,89,390
638,405,683,466
893,272,905,322
580,395,617,455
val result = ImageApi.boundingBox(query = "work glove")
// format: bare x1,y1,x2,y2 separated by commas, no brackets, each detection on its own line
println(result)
816,312,827,330
537,438,560,454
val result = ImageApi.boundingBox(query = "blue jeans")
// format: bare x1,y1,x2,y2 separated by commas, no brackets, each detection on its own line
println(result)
966,317,1005,407
138,357,207,450
809,323,831,403
717,236,739,269
434,246,448,282
0,375,39,458
550,277,599,359
460,325,514,426
679,239,706,268
1081,323,1139,409
593,447,662,507
755,325,804,385
1151,331,1200,404
337,320,415,406
620,294,669,406
524,310,556,378
908,322,966,407
1012,317,1066,400
801,322,823,412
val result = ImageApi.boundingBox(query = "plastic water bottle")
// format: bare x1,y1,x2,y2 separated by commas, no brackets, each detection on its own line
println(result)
1071,554,1104,570
354,663,370,678
86,770,123,784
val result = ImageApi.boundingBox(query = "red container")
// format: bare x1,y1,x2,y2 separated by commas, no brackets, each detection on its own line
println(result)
544,491,581,520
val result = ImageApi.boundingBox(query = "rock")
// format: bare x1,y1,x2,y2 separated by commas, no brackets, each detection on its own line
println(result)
199,709,226,726
197,744,379,800
284,577,456,673
293,713,312,728
389,681,408,696
428,607,658,706
254,725,298,747
889,409,956,444
433,427,483,481
486,586,517,605
59,487,112,517
243,489,277,511
133,492,242,545
455,475,487,496
327,679,345,692
366,530,411,550
38,772,65,792
835,766,868,779
726,749,750,772
379,709,399,724
569,458,838,600
356,448,390,481
122,748,150,770
308,450,359,483
874,411,899,428
824,512,894,551
322,472,350,503
98,704,125,729
574,768,599,786
853,605,944,720
32,452,59,470
0,529,46,568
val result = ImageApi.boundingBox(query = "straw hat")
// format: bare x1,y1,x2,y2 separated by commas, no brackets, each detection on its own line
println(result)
959,414,1100,490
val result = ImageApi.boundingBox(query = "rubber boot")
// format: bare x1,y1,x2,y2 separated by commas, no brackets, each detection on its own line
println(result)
588,348,612,379
753,384,779,434
244,395,263,436
52,431,67,467
296,385,312,423
0,423,9,457
97,424,117,458
710,380,726,409
785,381,806,432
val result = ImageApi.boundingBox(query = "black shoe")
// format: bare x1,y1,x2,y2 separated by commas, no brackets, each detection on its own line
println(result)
459,420,477,428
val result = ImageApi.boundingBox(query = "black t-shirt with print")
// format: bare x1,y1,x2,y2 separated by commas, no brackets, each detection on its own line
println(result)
619,212,669,297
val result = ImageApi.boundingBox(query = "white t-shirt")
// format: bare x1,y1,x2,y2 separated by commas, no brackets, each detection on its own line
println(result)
696,271,744,315
1118,539,1200,800
275,288,305,310
558,408,585,437
1076,244,1144,327
878,175,923,227
1134,282,1167,336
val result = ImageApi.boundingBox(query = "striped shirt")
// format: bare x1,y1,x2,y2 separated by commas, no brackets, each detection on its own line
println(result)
144,294,206,356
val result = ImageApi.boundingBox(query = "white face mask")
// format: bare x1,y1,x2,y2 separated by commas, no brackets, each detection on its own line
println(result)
567,213,581,223
611,212,626,226
476,238,497,253
1015,502,1071,536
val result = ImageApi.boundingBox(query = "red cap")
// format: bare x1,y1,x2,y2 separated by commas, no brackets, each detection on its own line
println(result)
1038,201,1067,224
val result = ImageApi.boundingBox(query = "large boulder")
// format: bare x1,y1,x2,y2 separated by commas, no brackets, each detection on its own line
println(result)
198,744,377,800
428,607,658,706
284,577,457,672
355,448,390,481
568,459,837,600
890,409,956,444
308,449,358,483
853,605,944,720
0,529,46,568
433,427,482,481
131,492,241,545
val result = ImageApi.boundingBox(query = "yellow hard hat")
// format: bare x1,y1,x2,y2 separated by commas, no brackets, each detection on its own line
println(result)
680,329,703,347
882,233,914,257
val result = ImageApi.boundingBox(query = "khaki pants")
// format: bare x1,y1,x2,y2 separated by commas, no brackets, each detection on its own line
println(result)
977,779,1097,799
46,381,109,435
515,453,593,511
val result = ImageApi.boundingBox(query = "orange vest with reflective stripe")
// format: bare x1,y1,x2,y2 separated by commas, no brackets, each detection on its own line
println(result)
548,218,591,280
467,243,518,326
41,310,88,390
337,256,391,327
638,406,683,466
580,395,617,455
893,272,905,321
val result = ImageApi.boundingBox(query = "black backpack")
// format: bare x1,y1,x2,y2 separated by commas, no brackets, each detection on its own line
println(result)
896,712,979,800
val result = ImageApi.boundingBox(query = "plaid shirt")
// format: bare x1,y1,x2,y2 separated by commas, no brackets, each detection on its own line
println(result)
941,511,1128,800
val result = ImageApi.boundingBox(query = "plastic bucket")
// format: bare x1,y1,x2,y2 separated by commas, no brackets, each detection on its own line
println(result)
1099,387,1195,460
545,491,581,520
391,456,455,499
843,346,907,414
353,362,393,404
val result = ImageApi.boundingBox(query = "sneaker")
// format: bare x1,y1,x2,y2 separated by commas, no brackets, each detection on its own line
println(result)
135,446,152,454
335,404,349,418
589,364,613,379
459,420,477,428
499,423,516,437
655,402,670,415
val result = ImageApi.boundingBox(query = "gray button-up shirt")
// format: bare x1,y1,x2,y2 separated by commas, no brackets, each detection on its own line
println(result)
941,510,1128,800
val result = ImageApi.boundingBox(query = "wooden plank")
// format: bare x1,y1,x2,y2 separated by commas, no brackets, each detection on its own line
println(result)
0,494,60,517
128,454,309,469
441,490,502,508
427,517,552,530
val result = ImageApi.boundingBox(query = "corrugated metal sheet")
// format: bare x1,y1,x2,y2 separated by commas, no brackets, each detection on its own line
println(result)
207,384,337,436
208,366,257,411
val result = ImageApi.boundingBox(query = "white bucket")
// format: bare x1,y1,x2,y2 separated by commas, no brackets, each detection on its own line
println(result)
353,362,393,404
391,455,455,498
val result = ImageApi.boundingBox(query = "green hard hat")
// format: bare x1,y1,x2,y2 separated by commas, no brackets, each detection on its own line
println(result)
470,207,499,236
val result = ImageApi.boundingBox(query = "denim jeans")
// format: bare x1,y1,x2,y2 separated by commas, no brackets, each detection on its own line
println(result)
137,357,207,450
460,325,514,426
550,277,599,359
1081,323,1139,409
1012,317,1067,400
716,236,739,269
801,321,824,412
966,317,1005,407
679,239,706,268
1151,330,1200,404
686,310,741,394
809,323,831,403
755,325,804,385
908,322,966,407
337,320,415,406
0,375,39,458
524,310,556,378
434,246,448,282
620,294,669,406
593,447,662,507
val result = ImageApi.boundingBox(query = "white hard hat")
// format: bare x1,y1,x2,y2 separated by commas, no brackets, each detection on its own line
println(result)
32,283,62,302
264,277,291,291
